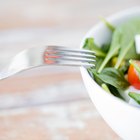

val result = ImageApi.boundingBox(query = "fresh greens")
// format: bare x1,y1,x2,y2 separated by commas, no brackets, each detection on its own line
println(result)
94,57,104,71
83,38,106,57
108,85,124,100
98,18,140,73
101,83,111,93
119,60,129,74
84,18,140,105
129,92,140,104
88,68,103,85
115,19,140,68
115,40,134,69
91,68,129,89
101,44,110,53
97,28,121,73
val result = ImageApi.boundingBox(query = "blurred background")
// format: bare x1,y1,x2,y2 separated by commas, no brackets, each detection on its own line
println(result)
0,0,139,139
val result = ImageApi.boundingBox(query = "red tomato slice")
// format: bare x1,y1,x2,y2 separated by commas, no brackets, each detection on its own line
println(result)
128,61,140,89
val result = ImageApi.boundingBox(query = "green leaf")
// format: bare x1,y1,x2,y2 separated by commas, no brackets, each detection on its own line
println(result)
101,44,110,53
93,67,129,89
88,68,103,85
119,60,129,74
101,83,111,93
100,17,115,32
95,58,104,71
98,18,140,73
115,40,134,68
115,19,140,68
124,45,140,60
108,85,125,100
98,29,121,73
129,92,140,104
83,38,106,57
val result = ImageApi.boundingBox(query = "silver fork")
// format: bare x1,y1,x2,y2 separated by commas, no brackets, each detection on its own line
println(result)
0,46,96,80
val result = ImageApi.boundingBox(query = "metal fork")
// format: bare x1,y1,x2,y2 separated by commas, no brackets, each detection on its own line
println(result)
0,46,96,80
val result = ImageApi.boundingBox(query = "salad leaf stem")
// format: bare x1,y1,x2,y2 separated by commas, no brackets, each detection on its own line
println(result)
94,67,129,89
129,92,140,104
115,40,134,69
100,17,115,32
98,45,120,73
101,83,111,93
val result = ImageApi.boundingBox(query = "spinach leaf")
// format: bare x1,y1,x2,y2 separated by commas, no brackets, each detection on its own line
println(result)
93,67,129,89
83,38,106,57
115,19,140,68
100,17,115,32
101,44,110,53
119,60,129,74
98,18,140,73
98,29,121,73
129,92,140,104
95,58,104,71
88,68,103,85
108,85,125,100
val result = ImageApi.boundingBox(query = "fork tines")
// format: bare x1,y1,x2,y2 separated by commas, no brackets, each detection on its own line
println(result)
44,46,96,68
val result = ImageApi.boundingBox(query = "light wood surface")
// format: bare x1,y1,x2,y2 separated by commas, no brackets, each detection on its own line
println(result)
0,0,139,139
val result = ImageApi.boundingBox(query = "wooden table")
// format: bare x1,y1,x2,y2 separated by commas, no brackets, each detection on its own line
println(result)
0,0,139,139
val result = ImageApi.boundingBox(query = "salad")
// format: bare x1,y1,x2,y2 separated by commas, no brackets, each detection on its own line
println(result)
83,18,140,107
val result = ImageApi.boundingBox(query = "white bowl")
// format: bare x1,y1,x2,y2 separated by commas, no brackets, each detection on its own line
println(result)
80,7,140,140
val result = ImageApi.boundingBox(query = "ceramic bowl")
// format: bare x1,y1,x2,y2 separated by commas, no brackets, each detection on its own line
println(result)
80,7,140,140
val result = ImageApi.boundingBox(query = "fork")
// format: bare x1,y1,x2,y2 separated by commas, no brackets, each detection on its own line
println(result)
0,46,96,80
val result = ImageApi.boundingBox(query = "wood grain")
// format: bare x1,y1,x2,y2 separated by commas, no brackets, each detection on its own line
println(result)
0,101,120,140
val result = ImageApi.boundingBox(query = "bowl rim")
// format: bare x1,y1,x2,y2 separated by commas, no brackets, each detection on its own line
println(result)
80,7,140,112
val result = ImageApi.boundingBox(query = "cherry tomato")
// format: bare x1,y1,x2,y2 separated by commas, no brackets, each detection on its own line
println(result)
128,61,140,89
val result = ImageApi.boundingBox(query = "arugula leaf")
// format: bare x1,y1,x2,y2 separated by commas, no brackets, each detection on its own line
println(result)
100,17,115,32
83,38,106,57
93,67,129,89
129,92,140,104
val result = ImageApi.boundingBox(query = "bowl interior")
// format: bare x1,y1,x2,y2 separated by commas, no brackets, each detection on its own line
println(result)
81,7,140,103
